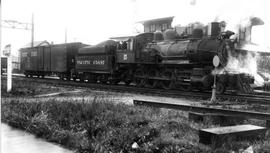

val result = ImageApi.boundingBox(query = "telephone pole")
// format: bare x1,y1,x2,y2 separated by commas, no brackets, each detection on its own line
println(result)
31,13,34,47
1,14,34,92
65,27,67,43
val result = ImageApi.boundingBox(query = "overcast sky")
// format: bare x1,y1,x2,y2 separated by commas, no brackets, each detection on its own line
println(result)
1,0,270,56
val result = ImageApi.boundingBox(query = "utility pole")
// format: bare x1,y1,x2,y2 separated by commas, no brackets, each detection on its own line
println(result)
31,13,34,47
65,27,67,43
1,14,34,92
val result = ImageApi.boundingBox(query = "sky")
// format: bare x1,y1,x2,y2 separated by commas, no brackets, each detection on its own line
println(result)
1,0,270,56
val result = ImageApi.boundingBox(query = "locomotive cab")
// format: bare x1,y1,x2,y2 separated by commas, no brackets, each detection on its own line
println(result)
115,37,135,63
113,33,154,64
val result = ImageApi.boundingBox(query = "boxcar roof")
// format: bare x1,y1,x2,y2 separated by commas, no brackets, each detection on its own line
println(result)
22,40,50,48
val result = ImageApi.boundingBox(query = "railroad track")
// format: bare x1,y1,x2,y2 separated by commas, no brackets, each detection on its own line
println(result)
5,74,270,105
133,100,270,121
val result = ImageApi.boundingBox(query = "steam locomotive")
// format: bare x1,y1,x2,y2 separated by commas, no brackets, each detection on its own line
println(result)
20,21,255,94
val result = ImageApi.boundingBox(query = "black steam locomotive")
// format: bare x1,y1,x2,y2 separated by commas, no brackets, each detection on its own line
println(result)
20,22,255,94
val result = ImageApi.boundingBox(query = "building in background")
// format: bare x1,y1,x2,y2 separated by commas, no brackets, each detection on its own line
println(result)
139,16,174,33
1,56,20,74
1,41,51,74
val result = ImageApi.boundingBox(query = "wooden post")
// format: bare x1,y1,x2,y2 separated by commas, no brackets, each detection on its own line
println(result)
211,55,220,103
3,44,12,92
7,55,12,92
210,71,217,102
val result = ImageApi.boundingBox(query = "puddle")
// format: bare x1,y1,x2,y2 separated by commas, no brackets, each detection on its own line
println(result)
1,123,73,153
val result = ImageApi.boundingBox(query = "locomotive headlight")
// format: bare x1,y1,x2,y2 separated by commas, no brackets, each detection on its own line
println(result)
213,55,220,67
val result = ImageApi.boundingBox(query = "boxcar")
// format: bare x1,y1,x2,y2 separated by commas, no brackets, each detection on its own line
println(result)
50,42,86,79
20,47,44,76
20,42,86,78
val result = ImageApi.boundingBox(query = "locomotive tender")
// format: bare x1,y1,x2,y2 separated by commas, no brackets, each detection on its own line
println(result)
20,21,255,94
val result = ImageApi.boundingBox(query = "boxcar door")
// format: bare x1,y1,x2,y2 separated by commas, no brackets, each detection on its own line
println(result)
37,47,44,72
44,46,51,72
29,48,38,72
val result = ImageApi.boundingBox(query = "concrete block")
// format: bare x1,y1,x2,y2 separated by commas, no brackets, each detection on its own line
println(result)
210,115,245,126
199,124,266,147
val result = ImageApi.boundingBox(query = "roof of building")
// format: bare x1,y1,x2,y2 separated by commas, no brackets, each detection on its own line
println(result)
138,16,174,25
23,40,50,48
110,35,135,41
1,55,19,62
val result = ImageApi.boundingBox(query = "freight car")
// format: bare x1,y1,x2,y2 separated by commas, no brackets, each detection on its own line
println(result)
20,42,86,79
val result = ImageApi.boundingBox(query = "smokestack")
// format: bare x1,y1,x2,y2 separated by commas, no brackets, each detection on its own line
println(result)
207,22,221,38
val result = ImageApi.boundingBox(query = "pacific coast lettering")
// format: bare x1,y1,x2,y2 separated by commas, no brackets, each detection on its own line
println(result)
77,60,105,65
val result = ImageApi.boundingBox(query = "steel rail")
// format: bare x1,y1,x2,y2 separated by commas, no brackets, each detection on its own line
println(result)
133,100,270,121
5,74,270,105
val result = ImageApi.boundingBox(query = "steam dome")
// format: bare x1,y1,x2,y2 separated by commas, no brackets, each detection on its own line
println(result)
163,29,177,40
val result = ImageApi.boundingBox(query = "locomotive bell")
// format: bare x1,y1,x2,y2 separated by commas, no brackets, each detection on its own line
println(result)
153,31,164,41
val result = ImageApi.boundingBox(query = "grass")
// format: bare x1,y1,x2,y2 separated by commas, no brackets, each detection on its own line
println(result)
1,77,270,153
2,97,270,153
1,77,68,97
1,98,203,152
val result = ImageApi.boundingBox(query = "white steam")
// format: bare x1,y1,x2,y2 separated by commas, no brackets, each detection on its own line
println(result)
224,51,264,86
242,44,270,53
